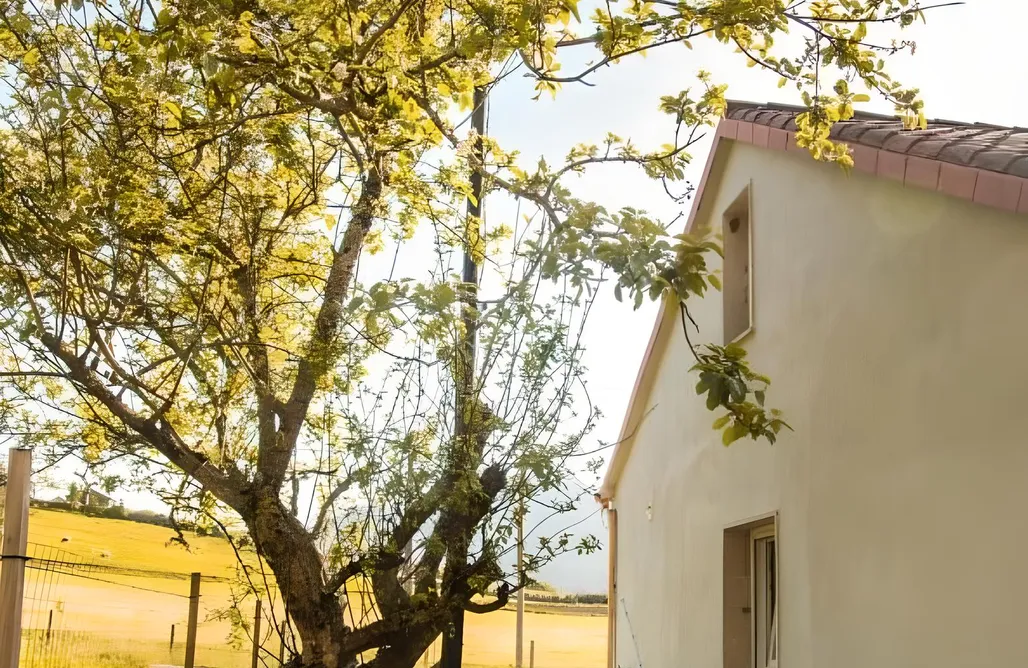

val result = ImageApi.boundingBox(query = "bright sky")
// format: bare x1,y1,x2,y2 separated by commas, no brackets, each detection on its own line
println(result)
21,0,1027,594
493,0,1028,592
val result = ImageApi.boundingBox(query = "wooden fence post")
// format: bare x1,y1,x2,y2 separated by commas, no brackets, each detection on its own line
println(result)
0,447,32,668
184,572,201,668
529,640,535,668
251,598,262,668
45,609,53,642
169,623,175,651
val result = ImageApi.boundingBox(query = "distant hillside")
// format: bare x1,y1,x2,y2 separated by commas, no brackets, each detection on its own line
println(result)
27,507,609,607
26,507,243,576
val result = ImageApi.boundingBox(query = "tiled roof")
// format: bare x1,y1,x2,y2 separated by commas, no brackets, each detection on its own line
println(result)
720,101,1028,215
727,101,1028,178
598,102,1028,501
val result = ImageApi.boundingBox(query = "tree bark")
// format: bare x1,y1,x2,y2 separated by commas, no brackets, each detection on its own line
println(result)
249,489,350,668
244,170,384,667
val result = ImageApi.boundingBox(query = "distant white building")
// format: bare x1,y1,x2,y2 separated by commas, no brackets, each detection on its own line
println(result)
599,102,1028,668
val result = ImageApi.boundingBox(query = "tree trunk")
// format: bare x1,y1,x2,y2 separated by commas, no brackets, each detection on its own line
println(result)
250,489,349,668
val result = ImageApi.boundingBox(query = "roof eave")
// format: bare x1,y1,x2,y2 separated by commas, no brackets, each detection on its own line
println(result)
597,124,732,500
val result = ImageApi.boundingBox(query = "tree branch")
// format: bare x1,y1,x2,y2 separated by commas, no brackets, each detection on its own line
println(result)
273,167,383,488
310,470,360,537
464,584,511,614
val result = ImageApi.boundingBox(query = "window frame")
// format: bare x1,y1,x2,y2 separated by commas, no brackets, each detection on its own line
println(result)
722,183,754,344
723,512,779,668
750,524,778,668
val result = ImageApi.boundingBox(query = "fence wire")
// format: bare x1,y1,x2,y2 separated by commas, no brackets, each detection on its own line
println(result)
21,543,67,667
11,542,227,668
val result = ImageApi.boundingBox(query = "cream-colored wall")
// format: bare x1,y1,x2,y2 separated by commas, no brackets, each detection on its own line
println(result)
612,141,1028,668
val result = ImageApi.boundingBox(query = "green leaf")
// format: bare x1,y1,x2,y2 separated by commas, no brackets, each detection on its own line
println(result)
705,381,721,410
727,378,746,403
712,414,731,430
163,100,182,119
754,390,765,406
564,0,581,22
852,93,871,102
724,343,746,360
722,422,747,446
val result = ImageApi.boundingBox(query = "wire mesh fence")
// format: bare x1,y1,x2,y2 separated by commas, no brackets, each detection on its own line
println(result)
19,542,187,668
12,541,273,668
5,529,606,668
0,445,605,668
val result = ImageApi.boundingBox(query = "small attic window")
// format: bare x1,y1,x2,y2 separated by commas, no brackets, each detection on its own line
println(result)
723,186,752,343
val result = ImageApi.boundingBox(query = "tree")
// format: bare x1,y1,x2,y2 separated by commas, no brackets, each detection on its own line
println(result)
0,0,930,665
66,481,82,505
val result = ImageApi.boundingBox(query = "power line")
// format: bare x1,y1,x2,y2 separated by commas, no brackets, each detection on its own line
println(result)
26,564,191,598
21,558,235,583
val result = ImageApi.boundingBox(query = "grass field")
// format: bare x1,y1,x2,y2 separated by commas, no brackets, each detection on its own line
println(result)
20,508,605,668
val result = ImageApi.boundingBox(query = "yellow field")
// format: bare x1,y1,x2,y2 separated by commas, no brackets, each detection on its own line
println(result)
20,508,605,668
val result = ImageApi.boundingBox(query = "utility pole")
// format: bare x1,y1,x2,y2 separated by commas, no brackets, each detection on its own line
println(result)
404,452,414,596
440,84,487,668
0,447,31,668
516,497,525,668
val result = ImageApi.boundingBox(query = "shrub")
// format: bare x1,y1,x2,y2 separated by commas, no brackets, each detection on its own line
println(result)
522,592,608,605
576,593,608,605
124,509,172,528
100,505,128,520
31,499,75,512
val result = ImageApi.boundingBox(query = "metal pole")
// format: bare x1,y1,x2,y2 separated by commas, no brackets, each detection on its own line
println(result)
184,572,201,668
441,84,486,668
404,453,414,596
0,447,32,668
516,499,524,668
251,598,262,668
46,609,53,642
529,640,535,668
607,508,618,668
170,623,175,651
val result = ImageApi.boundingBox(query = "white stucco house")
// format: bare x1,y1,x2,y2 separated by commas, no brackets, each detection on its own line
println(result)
598,101,1028,668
